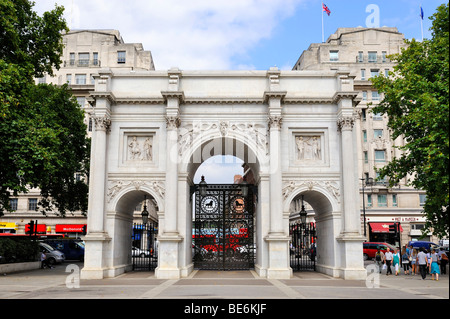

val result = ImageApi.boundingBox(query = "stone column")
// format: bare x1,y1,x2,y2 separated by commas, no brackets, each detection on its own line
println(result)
263,67,291,279
334,72,366,280
337,116,360,235
81,70,114,280
88,114,110,234
156,68,184,279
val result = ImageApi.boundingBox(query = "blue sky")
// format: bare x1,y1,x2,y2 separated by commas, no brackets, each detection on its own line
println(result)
33,0,447,183
34,0,446,71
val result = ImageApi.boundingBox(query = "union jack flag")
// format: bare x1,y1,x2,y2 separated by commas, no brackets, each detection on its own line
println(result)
323,3,331,16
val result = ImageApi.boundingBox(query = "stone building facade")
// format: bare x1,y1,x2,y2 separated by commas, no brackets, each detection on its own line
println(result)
0,30,156,237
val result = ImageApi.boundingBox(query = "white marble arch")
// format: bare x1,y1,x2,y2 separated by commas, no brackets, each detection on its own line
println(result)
81,67,366,280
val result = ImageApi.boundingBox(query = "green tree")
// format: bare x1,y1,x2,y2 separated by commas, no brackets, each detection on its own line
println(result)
370,3,449,237
0,0,90,216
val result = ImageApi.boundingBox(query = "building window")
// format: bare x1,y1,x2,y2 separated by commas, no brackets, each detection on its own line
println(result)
76,97,86,107
28,198,37,211
368,51,377,63
376,172,387,185
75,74,86,85
66,74,72,84
364,151,368,163
358,51,364,62
329,50,339,62
93,52,99,66
392,194,398,207
419,194,426,206
362,108,367,120
374,129,383,139
361,69,366,80
117,51,126,63
372,91,380,101
362,91,367,101
367,194,372,207
382,51,387,62
370,69,379,78
10,198,18,211
385,69,390,77
78,53,90,67
377,194,387,207
375,150,385,163
69,52,75,65
363,130,367,143
88,118,92,132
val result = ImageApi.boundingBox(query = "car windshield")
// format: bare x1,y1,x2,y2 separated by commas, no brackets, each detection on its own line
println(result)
40,243,55,251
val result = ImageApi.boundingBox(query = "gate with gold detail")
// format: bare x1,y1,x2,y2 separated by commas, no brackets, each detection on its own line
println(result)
192,183,256,270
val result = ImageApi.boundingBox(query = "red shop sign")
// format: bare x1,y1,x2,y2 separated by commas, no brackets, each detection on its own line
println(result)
55,224,86,233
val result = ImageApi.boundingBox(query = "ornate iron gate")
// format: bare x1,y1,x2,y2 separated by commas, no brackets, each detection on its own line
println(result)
290,222,317,271
132,222,158,271
193,184,255,270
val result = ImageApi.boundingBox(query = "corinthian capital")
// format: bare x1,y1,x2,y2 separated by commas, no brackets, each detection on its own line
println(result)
268,116,283,129
92,114,111,132
165,116,181,130
337,116,355,132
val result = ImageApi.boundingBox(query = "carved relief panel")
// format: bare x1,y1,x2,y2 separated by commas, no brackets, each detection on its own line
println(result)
127,135,153,161
290,129,328,166
119,128,158,167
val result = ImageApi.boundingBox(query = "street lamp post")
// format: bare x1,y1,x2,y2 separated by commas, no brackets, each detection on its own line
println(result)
141,195,149,225
199,175,207,197
299,195,307,225
360,177,373,238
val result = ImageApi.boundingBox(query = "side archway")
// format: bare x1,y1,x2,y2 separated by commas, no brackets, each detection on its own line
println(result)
104,186,162,277
284,185,342,276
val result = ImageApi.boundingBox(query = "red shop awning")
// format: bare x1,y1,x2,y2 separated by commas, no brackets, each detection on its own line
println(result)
369,222,403,233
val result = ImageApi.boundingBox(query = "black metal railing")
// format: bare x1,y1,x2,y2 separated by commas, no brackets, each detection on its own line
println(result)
290,222,317,271
132,222,158,271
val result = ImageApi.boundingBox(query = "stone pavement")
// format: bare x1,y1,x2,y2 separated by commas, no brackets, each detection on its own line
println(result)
1,261,448,301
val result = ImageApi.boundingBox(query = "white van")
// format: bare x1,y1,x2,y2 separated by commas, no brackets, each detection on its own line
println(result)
39,242,65,265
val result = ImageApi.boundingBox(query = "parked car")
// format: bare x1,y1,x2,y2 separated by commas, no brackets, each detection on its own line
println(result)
132,247,151,257
407,241,439,252
39,243,65,265
363,242,396,261
43,239,85,261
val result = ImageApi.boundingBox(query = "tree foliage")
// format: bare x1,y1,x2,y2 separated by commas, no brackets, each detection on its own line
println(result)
371,3,449,237
0,0,90,216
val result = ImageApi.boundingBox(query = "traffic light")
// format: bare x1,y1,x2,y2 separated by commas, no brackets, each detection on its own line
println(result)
388,223,396,234
27,220,35,236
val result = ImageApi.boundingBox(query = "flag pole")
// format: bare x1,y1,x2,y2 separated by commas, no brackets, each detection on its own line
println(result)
322,1,324,43
420,5,424,41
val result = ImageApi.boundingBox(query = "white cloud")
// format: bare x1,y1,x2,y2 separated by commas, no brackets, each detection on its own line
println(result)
32,0,305,70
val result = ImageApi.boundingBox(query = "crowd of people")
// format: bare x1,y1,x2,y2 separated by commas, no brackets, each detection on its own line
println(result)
373,245,448,280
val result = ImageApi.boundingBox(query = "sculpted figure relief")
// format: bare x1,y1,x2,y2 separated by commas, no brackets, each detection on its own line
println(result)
296,136,321,160
128,136,153,161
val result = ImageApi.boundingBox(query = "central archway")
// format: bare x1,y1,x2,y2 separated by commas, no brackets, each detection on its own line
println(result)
176,133,265,276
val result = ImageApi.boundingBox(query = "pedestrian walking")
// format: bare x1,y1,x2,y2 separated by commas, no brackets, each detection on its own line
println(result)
40,252,48,269
402,247,410,275
417,247,428,280
430,249,440,281
384,247,393,276
393,248,400,276
411,249,418,275
374,248,384,273
438,248,448,275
